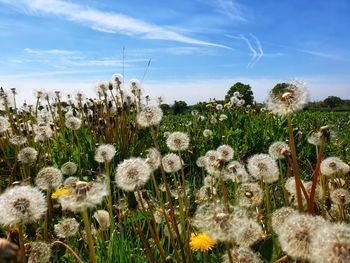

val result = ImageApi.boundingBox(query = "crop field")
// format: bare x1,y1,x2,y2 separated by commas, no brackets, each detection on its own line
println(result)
0,78,349,263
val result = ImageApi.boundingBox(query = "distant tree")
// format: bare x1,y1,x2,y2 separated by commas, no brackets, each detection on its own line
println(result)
172,100,188,114
225,82,254,105
323,96,343,108
271,83,289,96
160,103,171,114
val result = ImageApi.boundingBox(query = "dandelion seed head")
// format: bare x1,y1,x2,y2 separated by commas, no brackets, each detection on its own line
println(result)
54,218,79,238
237,183,263,208
266,80,308,116
34,125,53,142
9,135,27,146
58,180,107,212
219,114,228,121
94,144,116,163
60,162,78,176
203,129,213,138
63,176,79,189
268,141,290,160
65,116,82,130
0,116,9,133
166,132,190,151
137,106,163,127
278,214,325,261
162,153,182,173
310,223,350,263
308,131,322,146
271,207,297,234
145,147,161,171
321,157,349,177
0,186,46,226
196,156,207,168
222,246,261,263
28,242,51,263
217,145,234,162
18,147,38,164
234,218,263,247
93,210,110,230
330,188,350,205
36,167,63,190
112,73,123,85
115,158,151,192
247,154,279,183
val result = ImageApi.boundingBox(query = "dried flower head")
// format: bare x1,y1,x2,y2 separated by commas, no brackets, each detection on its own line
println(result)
28,242,51,263
137,106,163,127
93,210,111,230
192,201,238,242
310,223,350,263
59,180,107,212
234,218,263,247
268,141,290,160
330,188,350,205
278,214,324,261
115,158,151,192
266,80,308,116
162,153,182,173
321,157,349,177
203,129,213,138
18,147,38,164
0,185,46,226
94,144,116,163
65,116,82,130
9,135,27,146
271,207,297,234
247,154,279,183
222,246,261,263
217,145,234,162
60,162,78,176
34,125,53,142
189,233,216,252
145,147,161,171
54,218,79,238
237,183,263,208
166,132,190,151
36,167,63,190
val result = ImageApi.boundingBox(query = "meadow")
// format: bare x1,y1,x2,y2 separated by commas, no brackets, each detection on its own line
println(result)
0,77,349,263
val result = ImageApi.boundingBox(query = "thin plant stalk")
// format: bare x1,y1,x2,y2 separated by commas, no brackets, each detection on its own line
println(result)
82,209,97,263
17,224,26,263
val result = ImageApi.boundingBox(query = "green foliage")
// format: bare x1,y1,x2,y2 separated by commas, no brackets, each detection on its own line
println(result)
224,82,254,105
172,100,188,114
323,96,343,108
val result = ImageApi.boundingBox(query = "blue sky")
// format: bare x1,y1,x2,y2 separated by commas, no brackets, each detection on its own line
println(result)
0,0,349,104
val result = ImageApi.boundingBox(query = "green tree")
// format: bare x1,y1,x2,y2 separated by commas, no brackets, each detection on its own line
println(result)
323,96,343,108
225,82,254,105
172,100,188,114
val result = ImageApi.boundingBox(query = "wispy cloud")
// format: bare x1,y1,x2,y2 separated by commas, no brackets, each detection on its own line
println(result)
296,49,347,61
215,0,246,22
2,0,230,49
227,34,264,67
24,48,79,55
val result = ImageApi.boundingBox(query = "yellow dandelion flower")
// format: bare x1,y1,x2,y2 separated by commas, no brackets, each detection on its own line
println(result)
51,188,71,199
190,233,216,252
224,103,230,108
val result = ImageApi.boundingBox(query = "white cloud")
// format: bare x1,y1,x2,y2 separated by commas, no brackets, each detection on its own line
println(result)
2,0,230,49
24,48,79,55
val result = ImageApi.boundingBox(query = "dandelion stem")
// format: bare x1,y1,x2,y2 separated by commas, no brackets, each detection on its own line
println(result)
17,224,26,263
51,241,84,263
82,209,97,263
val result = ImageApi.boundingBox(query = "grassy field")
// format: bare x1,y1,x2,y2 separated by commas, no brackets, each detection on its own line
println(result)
0,83,349,263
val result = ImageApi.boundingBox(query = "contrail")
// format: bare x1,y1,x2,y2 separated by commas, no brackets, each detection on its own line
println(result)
249,33,263,67
239,34,257,68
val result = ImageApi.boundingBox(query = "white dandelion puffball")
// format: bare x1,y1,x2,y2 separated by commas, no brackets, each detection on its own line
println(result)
54,218,79,238
0,116,9,133
65,116,82,130
0,185,46,226
266,80,308,116
330,188,350,205
309,223,350,263
94,210,111,230
222,246,261,263
137,106,163,127
58,181,107,212
166,132,190,151
203,129,213,138
61,162,78,176
36,167,63,190
145,147,161,171
115,158,151,192
28,241,52,263
217,145,234,162
321,157,349,177
94,144,116,163
268,141,290,160
18,147,38,164
162,153,182,173
237,183,263,208
247,154,279,183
